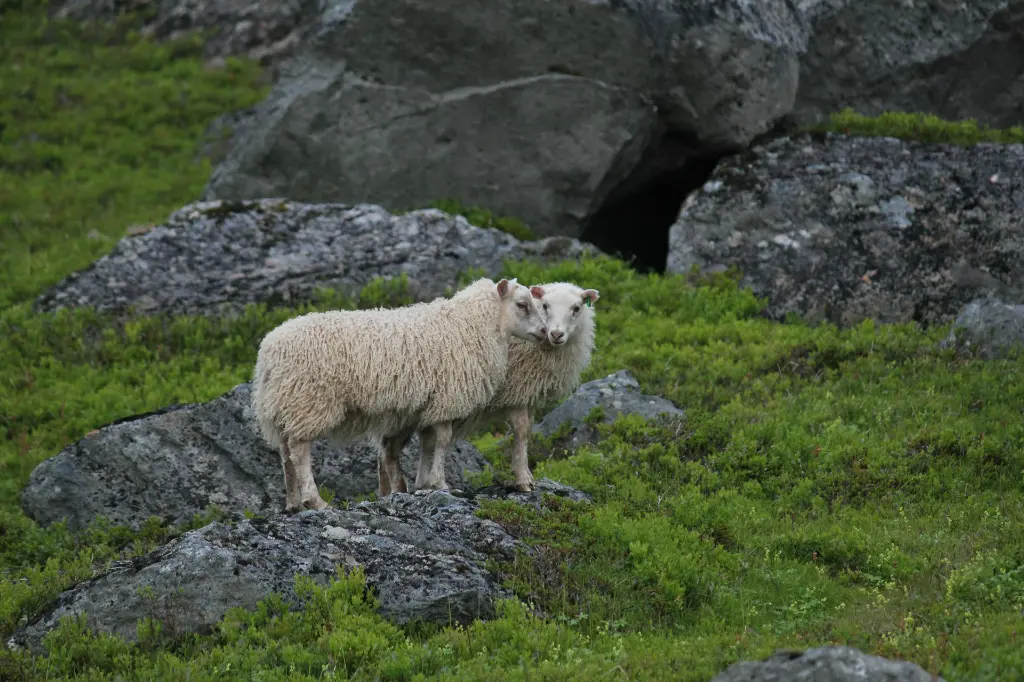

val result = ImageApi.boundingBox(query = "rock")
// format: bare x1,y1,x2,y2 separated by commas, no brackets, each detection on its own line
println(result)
667,133,1024,328
202,67,658,240
199,0,809,239
534,370,684,452
941,297,1024,359
472,477,594,508
793,0,1024,130
21,383,490,532
709,645,944,682
34,199,595,316
10,487,562,653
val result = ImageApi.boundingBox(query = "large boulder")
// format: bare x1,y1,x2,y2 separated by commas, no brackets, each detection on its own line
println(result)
34,199,594,317
793,0,1024,130
710,646,944,682
667,133,1024,327
200,0,809,238
10,484,587,653
20,383,490,532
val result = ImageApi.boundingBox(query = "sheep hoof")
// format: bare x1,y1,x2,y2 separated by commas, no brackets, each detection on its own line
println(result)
302,496,330,511
514,481,534,493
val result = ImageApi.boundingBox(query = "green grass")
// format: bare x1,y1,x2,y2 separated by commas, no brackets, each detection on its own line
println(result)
816,108,1024,146
0,1,268,309
424,198,538,241
3,3,1024,680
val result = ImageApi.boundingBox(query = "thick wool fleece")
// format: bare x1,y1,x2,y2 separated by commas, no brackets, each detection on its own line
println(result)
458,282,596,433
251,278,511,448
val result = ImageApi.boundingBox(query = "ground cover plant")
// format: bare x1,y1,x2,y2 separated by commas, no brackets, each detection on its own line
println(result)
3,3,1024,680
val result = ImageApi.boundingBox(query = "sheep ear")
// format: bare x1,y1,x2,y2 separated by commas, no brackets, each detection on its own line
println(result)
529,285,545,299
581,289,600,307
496,278,512,298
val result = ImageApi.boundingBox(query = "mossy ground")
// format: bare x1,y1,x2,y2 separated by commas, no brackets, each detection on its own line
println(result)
2,4,1024,680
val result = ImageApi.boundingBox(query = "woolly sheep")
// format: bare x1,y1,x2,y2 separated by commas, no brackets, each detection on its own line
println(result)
422,281,599,492
251,277,549,511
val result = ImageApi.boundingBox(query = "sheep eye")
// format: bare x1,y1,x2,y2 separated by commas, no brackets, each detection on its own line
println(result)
516,302,528,311
572,306,580,314
542,303,549,311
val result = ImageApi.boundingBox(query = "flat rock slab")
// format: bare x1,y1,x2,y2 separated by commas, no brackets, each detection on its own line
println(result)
535,370,684,452
34,199,594,316
710,645,944,682
10,484,587,654
941,297,1024,359
667,133,1024,328
21,383,489,532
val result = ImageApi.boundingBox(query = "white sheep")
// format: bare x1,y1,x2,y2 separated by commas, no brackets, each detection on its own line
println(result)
419,281,599,492
251,277,548,511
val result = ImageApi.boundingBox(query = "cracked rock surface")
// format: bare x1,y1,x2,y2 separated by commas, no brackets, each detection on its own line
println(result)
35,199,595,316
11,483,588,653
667,133,1024,327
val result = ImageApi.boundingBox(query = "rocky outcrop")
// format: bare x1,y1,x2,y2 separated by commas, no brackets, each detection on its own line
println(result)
199,0,809,240
667,132,1024,327
34,199,594,316
10,483,588,653
709,646,944,682
792,0,1024,130
20,382,490,532
534,370,684,453
941,297,1024,359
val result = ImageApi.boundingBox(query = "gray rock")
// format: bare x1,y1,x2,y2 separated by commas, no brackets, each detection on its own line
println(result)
472,477,594,508
199,0,808,239
710,645,944,682
534,370,684,452
793,0,1024,130
202,67,658,240
9,488,545,653
34,199,595,316
941,297,1024,359
21,383,489,532
667,133,1024,328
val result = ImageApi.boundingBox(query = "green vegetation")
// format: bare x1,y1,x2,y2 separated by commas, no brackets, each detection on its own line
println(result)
425,198,538,242
0,0,268,309
817,108,1024,146
3,3,1024,680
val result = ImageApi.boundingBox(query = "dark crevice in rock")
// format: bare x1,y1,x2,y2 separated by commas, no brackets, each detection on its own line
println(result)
581,132,727,273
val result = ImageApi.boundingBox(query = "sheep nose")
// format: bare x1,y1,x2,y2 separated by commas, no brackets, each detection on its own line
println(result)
550,330,564,341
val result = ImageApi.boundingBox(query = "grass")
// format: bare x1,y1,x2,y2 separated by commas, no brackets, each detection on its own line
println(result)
2,2,1024,680
816,108,1024,146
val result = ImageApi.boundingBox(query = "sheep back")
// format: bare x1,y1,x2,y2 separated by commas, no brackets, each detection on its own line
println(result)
251,278,511,446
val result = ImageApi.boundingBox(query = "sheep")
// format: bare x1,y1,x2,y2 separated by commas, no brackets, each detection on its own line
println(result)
250,277,549,512
418,281,599,492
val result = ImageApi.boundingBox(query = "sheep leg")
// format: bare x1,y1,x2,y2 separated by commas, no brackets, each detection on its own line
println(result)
376,437,392,498
381,432,410,495
424,422,452,490
287,438,329,511
280,441,302,513
509,407,535,492
415,426,436,491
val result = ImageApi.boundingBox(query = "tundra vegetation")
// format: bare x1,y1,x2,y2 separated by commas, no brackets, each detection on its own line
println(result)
2,2,1024,680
